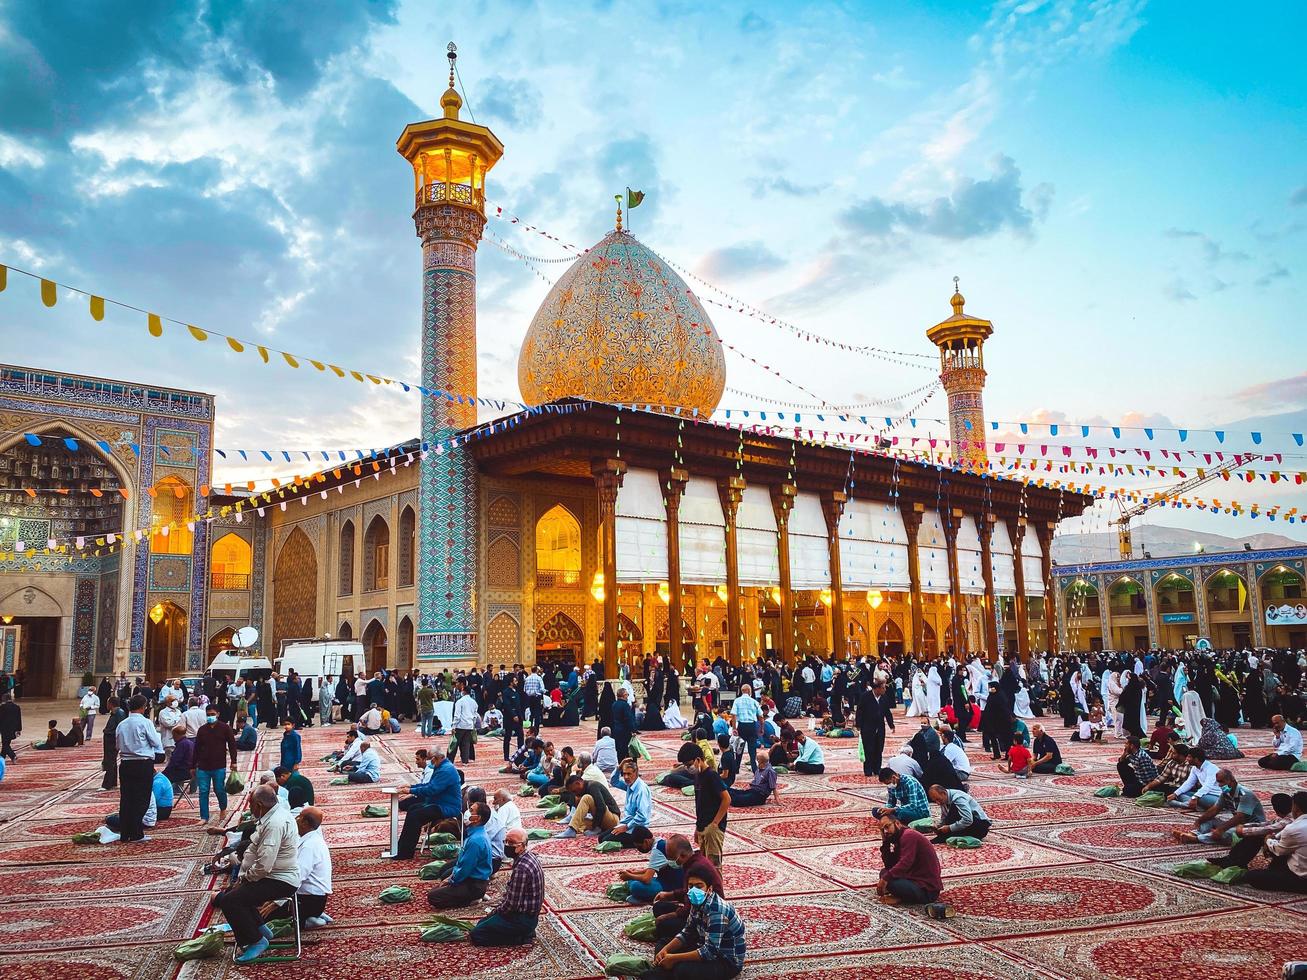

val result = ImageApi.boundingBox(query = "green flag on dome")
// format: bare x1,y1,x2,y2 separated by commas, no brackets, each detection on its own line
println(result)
626,188,644,208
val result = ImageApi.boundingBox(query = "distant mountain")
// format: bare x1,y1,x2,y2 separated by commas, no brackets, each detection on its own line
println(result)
1052,523,1306,565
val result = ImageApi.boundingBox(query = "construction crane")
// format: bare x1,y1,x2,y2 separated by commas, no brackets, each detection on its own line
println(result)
1114,455,1257,558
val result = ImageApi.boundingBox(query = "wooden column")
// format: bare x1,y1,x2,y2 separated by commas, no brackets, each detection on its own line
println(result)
718,476,746,665
977,515,999,658
769,483,797,667
822,491,848,659
1008,517,1030,660
661,468,688,671
593,458,627,678
903,504,925,655
944,507,966,657
1036,520,1057,653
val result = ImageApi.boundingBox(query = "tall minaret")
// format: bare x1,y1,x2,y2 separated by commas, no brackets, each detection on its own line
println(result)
396,43,503,661
926,278,993,469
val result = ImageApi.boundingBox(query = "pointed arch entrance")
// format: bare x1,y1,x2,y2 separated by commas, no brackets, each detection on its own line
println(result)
271,527,318,653
145,600,187,683
536,611,583,662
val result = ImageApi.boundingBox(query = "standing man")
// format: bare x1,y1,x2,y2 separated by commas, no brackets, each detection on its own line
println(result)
469,827,543,946
731,684,761,775
611,687,636,764
523,667,546,731
453,682,480,764
100,696,126,789
79,686,100,740
687,744,730,868
114,694,163,843
856,678,896,778
500,673,525,761
194,704,238,826
0,692,20,763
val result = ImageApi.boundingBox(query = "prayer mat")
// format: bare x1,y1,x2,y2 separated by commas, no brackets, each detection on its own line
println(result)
0,858,210,903
568,889,945,963
1004,816,1224,861
1119,853,1306,907
1045,770,1122,790
726,813,885,849
0,890,210,951
302,874,508,925
329,844,426,881
740,941,1046,980
998,907,1307,980
174,917,601,980
933,863,1247,940
0,941,183,980
318,819,392,848
0,814,207,842
700,791,871,822
971,797,1124,829
0,834,212,865
543,849,839,911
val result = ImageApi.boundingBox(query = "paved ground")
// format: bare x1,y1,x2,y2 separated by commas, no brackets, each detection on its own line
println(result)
1,708,1305,979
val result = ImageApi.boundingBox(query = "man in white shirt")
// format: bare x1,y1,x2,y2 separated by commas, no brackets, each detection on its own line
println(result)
1245,791,1307,894
485,788,523,869
940,729,972,786
79,689,100,740
331,733,363,771
1167,748,1221,810
1259,714,1304,771
156,698,183,759
181,698,208,738
592,729,618,776
359,704,384,735
482,707,504,732
294,806,333,927
452,683,480,764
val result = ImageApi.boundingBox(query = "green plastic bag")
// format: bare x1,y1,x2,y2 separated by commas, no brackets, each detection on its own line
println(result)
623,911,657,941
946,836,983,848
330,776,349,785
362,803,390,818
1211,865,1245,884
71,831,102,844
1173,860,1220,880
1054,763,1075,775
379,885,413,904
630,737,652,762
595,840,622,853
536,794,561,808
527,828,553,841
428,843,460,861
173,931,225,961
654,772,668,785
1134,791,1166,808
420,924,466,943
680,785,696,796
1291,760,1307,772
773,766,789,775
606,881,631,902
425,832,457,846
604,953,653,977
265,917,295,938
518,785,537,797
909,817,935,832
424,914,474,932
419,860,455,881
1094,785,1121,797
225,772,246,794
544,804,568,819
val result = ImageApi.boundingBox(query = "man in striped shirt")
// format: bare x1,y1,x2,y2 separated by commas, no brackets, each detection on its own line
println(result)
875,768,931,823
1117,735,1159,797
648,867,746,979
469,828,542,947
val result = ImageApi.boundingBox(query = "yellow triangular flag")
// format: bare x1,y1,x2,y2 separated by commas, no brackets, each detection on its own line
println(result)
188,325,208,341
282,352,299,368
328,364,345,377
0,265,7,291
309,360,325,371
256,346,270,363
227,336,245,352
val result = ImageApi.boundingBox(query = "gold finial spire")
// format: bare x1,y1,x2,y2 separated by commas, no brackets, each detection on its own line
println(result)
614,194,623,232
441,41,463,119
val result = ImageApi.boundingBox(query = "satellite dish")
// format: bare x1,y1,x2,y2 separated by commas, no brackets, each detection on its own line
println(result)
232,626,259,651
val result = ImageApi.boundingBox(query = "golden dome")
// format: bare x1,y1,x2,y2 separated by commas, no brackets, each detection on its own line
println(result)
518,229,727,416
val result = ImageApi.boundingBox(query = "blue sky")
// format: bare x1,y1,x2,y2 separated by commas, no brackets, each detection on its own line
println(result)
0,0,1303,541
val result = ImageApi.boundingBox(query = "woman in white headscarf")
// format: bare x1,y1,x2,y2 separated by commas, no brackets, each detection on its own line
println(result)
661,698,688,729
1179,688,1206,745
926,663,942,716
1106,670,1124,737
907,668,929,718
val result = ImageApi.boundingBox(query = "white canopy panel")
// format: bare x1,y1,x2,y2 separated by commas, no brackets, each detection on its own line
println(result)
737,486,780,587
956,515,986,596
991,520,1017,595
917,509,952,594
839,499,911,590
1021,525,1046,596
678,477,727,585
788,492,831,590
616,469,668,583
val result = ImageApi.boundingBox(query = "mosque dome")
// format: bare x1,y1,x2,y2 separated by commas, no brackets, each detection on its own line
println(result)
517,229,727,416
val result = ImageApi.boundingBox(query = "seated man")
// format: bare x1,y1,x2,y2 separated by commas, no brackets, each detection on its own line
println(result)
485,788,523,872
543,746,576,794
1166,747,1220,810
650,834,727,945
1116,735,1159,798
1140,741,1190,797
620,827,686,903
274,765,315,810
927,784,991,844
557,772,621,839
604,759,652,849
874,768,930,824
214,785,300,963
1244,790,1307,894
726,752,779,808
661,742,705,790
34,719,62,749
1205,792,1294,872
294,806,333,927
427,801,493,909
59,718,85,747
885,746,923,782
501,739,542,777
106,770,173,833
469,828,543,946
793,732,825,774
524,742,558,789
359,703,385,736
646,864,746,980
324,727,360,765
163,725,195,788
1259,715,1303,771
235,716,258,752
592,728,619,777
346,740,382,783
939,729,971,785
330,732,363,772
876,813,942,906
1028,724,1062,775
1173,769,1266,845
394,746,461,859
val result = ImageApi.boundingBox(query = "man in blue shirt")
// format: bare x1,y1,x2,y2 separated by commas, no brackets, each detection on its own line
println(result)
347,740,382,783
428,801,493,908
731,685,761,775
605,758,652,849
114,695,163,842
793,732,825,774
394,747,462,859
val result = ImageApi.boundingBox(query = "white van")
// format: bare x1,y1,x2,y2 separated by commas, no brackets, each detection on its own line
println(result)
276,638,365,686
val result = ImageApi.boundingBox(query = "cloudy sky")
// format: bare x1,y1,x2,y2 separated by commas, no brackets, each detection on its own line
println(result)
1,0,1303,543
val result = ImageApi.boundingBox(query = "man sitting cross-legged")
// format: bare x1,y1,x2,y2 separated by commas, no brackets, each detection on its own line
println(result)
617,826,686,904
427,801,493,909
873,768,931,824
468,828,544,946
876,812,942,906
726,752,779,808
1172,768,1266,845
644,865,747,980
556,772,621,839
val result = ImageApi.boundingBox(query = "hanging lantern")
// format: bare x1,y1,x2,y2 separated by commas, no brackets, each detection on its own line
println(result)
149,603,165,624
657,581,670,604
590,571,605,602
769,586,782,606
819,587,833,607
866,589,883,609
715,584,729,604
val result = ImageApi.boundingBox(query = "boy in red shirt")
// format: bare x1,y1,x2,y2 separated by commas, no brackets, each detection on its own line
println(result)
1004,739,1033,778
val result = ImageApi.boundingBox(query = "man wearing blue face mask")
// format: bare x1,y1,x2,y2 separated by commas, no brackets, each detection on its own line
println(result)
193,705,238,826
645,868,746,979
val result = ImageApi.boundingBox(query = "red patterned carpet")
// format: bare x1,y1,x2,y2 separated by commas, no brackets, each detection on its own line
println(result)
0,709,1303,978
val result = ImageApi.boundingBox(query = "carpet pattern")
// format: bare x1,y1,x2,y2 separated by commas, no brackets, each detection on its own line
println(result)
0,859,210,902
0,891,210,951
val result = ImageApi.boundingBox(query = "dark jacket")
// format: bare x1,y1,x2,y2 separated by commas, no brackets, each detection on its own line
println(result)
194,721,238,771
0,700,21,736
879,826,942,897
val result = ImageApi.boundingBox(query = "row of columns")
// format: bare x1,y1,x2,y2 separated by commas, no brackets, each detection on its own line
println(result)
590,458,1053,676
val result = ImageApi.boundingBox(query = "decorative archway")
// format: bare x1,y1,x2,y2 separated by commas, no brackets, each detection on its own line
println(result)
145,600,187,682
536,504,582,588
1064,578,1101,618
361,619,387,675
487,611,520,665
210,532,252,590
536,611,583,658
398,506,416,588
920,620,938,657
208,627,236,661
338,621,353,640
1154,571,1196,614
601,613,642,643
271,527,317,654
1204,568,1248,613
338,520,356,596
397,616,414,671
363,515,390,592
877,618,904,656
